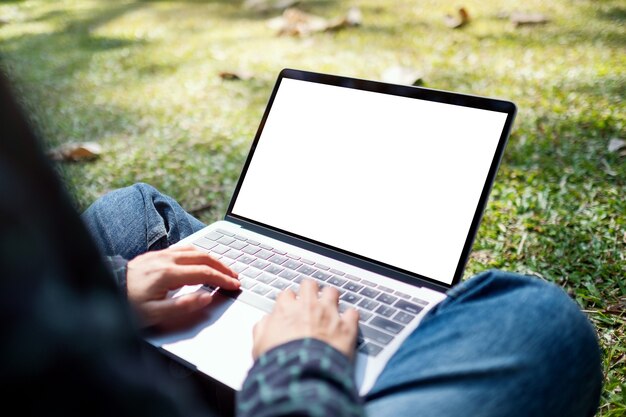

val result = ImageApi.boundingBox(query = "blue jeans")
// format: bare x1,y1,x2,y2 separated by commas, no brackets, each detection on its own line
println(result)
82,183,603,417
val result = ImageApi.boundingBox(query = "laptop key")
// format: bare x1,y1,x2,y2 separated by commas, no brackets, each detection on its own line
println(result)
328,275,347,286
270,278,290,291
250,283,271,296
283,259,302,270
218,236,236,246
221,288,273,313
268,254,288,265
357,309,373,322
330,269,346,276
378,285,394,293
242,245,261,255
358,342,383,357
246,239,260,246
394,300,424,315
193,238,218,251
360,287,381,299
234,234,248,241
297,265,317,276
272,248,287,255
228,240,247,250
376,305,397,318
314,263,330,270
358,298,380,311
292,275,304,284
411,297,429,306
259,243,273,250
216,228,235,237
377,293,398,305
218,257,235,267
256,273,276,285
251,259,270,269
393,311,415,324
394,290,411,300
278,270,300,280
267,290,279,300
205,231,224,241
359,324,394,345
341,292,362,305
361,279,377,287
286,253,301,259
256,249,274,260
224,249,243,260
239,277,257,290
344,282,363,292
312,270,332,281
370,316,404,334
345,274,360,281
230,262,248,274
338,301,350,313
264,265,283,275
211,244,230,255
238,254,256,264
300,258,315,265
240,268,262,279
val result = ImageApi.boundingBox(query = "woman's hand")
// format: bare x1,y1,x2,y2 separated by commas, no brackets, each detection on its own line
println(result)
126,245,240,327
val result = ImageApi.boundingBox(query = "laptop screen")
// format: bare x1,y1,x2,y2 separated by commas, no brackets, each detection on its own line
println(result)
230,73,512,286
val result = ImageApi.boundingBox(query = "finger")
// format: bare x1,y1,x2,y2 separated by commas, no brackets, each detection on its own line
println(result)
144,291,213,326
252,316,268,359
342,308,360,333
276,288,296,303
164,264,241,290
299,279,319,304
172,249,238,278
253,315,267,340
319,285,340,306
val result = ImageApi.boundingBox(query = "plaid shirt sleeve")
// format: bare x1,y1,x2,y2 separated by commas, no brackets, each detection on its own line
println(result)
237,338,365,417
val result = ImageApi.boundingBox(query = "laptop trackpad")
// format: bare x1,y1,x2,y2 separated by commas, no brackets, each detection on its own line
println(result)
146,292,266,391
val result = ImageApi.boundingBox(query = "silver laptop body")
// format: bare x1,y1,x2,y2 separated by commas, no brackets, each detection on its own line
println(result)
146,68,517,395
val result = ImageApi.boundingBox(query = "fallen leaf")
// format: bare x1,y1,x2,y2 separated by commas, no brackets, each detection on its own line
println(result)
48,142,102,162
471,249,494,264
444,7,470,29
607,138,626,153
381,66,424,86
243,0,299,14
510,12,550,27
605,300,626,315
268,7,361,36
218,70,254,81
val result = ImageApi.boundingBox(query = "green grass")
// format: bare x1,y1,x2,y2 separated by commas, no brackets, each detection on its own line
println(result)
1,0,624,414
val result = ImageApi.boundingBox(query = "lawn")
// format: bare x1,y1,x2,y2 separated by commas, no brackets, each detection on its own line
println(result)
1,0,624,414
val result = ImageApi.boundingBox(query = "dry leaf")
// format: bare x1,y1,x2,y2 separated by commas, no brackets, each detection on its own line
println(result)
510,12,550,27
444,7,470,29
268,7,361,36
218,70,254,81
48,142,102,162
243,0,299,14
381,66,424,86
607,138,626,153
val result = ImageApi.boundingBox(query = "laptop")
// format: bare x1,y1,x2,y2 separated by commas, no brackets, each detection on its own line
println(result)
145,68,517,395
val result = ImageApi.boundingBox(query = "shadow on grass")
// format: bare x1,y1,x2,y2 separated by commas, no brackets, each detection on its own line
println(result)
0,3,153,146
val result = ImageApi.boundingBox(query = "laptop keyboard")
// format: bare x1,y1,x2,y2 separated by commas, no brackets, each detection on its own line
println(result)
193,229,429,357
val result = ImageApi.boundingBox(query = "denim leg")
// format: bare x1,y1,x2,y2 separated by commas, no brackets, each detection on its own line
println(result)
81,183,206,260
364,270,603,417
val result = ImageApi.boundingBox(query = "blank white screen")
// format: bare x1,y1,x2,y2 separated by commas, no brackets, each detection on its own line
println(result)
232,78,508,285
